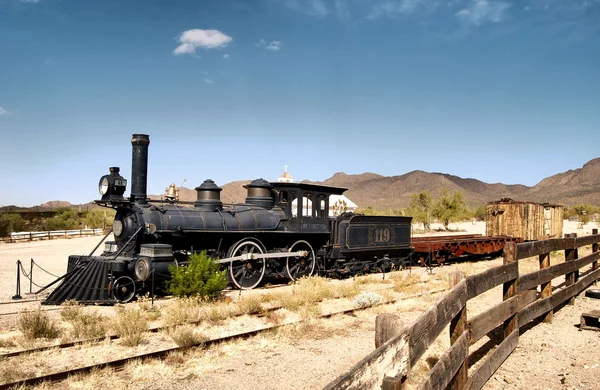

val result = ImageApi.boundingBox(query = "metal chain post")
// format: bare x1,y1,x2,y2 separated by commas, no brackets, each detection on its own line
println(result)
29,259,34,294
13,260,22,300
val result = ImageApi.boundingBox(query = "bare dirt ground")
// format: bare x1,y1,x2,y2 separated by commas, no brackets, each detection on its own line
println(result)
0,222,598,389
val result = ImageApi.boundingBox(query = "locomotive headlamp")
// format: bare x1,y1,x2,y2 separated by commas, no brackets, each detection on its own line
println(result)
98,167,127,202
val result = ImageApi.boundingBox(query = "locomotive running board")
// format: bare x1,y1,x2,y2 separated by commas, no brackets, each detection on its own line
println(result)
215,250,308,264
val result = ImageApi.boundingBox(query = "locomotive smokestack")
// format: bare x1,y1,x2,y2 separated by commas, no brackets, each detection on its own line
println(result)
131,134,150,203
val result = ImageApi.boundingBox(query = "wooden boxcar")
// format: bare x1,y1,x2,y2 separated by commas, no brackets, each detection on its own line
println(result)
486,198,563,241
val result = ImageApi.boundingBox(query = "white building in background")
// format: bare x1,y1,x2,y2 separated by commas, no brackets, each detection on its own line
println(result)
280,166,358,217
277,165,294,183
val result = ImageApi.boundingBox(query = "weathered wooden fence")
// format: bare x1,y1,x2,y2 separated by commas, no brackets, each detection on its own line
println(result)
1,228,104,243
325,229,600,390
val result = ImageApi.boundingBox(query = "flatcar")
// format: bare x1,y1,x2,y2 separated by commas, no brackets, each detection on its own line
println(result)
43,134,412,305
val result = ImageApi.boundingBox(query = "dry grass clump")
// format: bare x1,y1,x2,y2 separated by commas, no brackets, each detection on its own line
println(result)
163,297,204,326
136,293,162,321
18,309,61,340
65,366,118,389
0,338,16,348
165,351,186,366
279,317,335,342
259,277,332,312
113,306,147,347
332,282,361,299
392,273,423,294
168,325,208,347
200,304,235,325
67,311,108,339
265,309,287,325
354,274,391,285
0,365,35,384
235,294,266,315
60,300,83,322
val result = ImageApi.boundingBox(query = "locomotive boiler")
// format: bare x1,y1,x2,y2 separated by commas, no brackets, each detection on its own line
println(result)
43,134,412,305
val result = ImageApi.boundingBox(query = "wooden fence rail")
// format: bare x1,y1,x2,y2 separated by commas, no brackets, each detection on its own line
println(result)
326,229,600,390
0,228,104,243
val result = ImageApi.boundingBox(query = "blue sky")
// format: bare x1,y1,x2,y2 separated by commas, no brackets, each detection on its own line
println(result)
0,0,599,206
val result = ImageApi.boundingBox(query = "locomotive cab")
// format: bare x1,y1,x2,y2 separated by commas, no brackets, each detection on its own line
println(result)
270,182,346,233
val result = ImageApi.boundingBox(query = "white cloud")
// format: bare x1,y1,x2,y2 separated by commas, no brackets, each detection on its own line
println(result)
223,53,230,59
455,0,510,26
368,0,438,19
19,0,40,3
0,107,9,116
173,29,233,55
278,0,351,20
266,41,282,51
256,39,282,51
204,78,214,84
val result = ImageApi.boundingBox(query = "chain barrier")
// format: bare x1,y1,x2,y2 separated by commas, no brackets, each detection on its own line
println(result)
18,262,45,289
31,260,61,278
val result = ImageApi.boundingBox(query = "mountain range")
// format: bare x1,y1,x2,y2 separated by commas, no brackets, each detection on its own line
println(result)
164,157,600,210
4,157,599,212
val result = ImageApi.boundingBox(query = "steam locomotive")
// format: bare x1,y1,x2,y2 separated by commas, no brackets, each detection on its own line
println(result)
43,134,412,305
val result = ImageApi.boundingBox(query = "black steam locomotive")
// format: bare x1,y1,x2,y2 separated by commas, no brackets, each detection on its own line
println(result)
43,134,412,305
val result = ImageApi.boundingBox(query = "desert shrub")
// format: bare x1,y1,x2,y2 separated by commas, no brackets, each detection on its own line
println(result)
112,306,147,346
167,251,228,299
168,325,207,347
0,213,26,237
353,292,383,309
18,309,61,340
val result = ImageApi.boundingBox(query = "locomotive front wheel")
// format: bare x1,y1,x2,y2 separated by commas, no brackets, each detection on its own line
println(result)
285,240,316,282
227,240,266,290
111,276,136,303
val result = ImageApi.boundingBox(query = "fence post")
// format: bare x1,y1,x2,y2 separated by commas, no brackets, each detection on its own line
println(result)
503,242,518,338
29,232,32,242
593,229,598,286
448,271,467,390
13,260,22,300
564,233,577,305
539,250,553,323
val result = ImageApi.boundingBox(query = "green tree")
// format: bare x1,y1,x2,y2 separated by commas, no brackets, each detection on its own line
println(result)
167,251,228,299
83,209,115,229
470,205,487,221
0,213,27,237
44,208,81,231
432,190,468,230
407,191,433,230
570,204,597,225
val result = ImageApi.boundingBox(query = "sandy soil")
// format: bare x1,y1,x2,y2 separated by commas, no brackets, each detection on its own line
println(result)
0,222,599,389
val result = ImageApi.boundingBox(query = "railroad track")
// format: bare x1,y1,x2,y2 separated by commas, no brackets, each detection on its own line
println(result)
0,287,448,389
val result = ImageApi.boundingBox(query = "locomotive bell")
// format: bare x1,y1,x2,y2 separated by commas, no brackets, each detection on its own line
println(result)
194,179,223,211
244,178,274,208
165,183,179,201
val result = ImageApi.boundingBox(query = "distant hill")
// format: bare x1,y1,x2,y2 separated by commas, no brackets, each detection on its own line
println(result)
13,157,600,212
